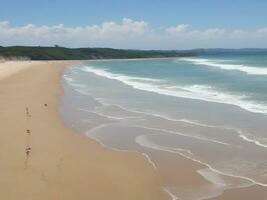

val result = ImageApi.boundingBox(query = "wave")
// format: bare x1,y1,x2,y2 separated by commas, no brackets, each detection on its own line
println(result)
81,65,267,114
133,125,230,146
239,134,267,149
163,188,179,200
81,66,161,83
179,58,267,76
231,128,267,149
64,74,267,150
135,134,267,187
62,74,88,89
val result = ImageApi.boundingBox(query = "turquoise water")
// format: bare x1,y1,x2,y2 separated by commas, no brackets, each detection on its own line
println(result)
61,53,267,200
82,55,267,114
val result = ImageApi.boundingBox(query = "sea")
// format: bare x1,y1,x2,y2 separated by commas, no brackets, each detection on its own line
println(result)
60,52,267,200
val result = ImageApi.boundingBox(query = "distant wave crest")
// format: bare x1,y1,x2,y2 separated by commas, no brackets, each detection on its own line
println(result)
179,58,267,75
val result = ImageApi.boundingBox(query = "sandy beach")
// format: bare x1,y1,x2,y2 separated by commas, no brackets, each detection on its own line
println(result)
0,61,169,200
1,60,267,200
1,1,267,199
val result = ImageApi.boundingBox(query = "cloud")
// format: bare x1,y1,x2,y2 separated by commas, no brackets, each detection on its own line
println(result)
0,18,267,49
166,24,189,34
257,27,267,35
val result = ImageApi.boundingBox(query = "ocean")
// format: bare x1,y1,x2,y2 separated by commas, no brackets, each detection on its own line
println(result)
60,52,267,200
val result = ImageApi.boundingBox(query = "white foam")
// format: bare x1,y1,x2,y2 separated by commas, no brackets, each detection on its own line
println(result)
133,125,230,146
81,66,161,83
79,108,126,120
63,74,88,88
85,100,267,150
131,77,162,82
136,134,194,157
180,58,267,76
163,187,180,200
85,125,160,171
135,134,267,187
62,75,74,82
197,168,227,187
81,65,267,114
65,82,267,150
88,100,224,129
239,134,267,148
141,153,158,170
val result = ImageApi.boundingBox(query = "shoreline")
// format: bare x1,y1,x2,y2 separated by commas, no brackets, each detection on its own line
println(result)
2,60,267,200
0,61,169,200
61,60,267,200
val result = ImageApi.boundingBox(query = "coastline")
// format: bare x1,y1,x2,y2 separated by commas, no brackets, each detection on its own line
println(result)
83,57,181,62
1,60,267,200
61,59,267,200
0,61,169,200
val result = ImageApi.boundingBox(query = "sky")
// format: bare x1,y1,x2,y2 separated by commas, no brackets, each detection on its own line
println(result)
0,0,267,49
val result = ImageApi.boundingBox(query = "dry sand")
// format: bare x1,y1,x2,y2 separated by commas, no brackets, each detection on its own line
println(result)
0,60,42,80
0,61,169,200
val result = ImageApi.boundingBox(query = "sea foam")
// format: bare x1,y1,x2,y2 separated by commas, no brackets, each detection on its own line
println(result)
135,134,267,187
179,58,267,76
81,65,267,114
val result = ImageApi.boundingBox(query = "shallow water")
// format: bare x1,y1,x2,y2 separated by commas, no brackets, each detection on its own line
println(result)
60,54,267,200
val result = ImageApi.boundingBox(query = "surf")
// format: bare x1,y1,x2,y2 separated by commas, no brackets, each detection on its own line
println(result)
80,65,267,115
179,58,267,75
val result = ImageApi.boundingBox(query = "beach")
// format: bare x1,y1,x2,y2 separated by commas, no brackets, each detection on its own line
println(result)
1,59,267,200
0,61,169,200
1,1,266,199
60,57,267,200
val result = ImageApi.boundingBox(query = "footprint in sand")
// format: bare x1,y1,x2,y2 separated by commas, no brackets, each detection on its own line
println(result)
24,146,32,170
25,146,31,156
26,107,31,118
24,128,32,169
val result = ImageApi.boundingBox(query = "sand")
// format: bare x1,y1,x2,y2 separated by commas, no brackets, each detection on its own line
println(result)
0,60,43,80
0,61,169,200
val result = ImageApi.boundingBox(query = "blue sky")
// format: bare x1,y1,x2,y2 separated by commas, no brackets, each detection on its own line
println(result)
0,0,267,49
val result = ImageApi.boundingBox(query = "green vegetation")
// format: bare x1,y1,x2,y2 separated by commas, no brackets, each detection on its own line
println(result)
0,46,195,60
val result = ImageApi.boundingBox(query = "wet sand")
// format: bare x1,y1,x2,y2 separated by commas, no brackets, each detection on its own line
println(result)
0,61,169,200
210,185,267,200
